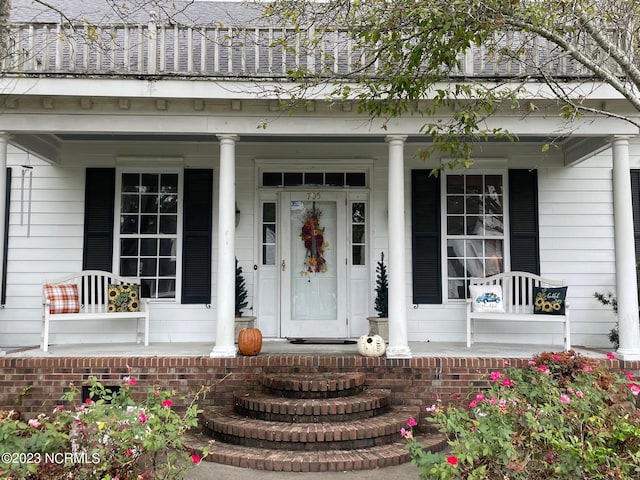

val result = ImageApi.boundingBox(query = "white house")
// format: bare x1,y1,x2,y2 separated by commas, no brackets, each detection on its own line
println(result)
1,0,640,359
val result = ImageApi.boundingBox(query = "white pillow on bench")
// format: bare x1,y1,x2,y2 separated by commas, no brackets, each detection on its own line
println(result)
469,284,505,313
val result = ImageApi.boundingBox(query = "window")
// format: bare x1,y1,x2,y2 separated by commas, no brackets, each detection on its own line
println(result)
117,172,180,299
351,202,366,265
262,202,277,265
261,171,367,187
445,173,505,300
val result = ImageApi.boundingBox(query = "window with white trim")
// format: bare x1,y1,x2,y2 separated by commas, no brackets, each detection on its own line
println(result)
117,172,181,299
445,173,505,300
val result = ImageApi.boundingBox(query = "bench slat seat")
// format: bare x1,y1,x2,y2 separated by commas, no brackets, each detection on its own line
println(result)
466,271,570,351
42,270,150,352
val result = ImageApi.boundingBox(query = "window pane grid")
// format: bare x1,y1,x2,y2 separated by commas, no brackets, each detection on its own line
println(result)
119,173,178,299
351,202,366,265
261,171,367,187
262,202,277,265
446,174,504,300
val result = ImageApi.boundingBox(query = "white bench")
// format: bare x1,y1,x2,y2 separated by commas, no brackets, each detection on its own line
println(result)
42,270,150,352
466,271,570,351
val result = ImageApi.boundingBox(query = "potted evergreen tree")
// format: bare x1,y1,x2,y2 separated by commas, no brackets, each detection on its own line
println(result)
367,252,389,342
234,258,255,341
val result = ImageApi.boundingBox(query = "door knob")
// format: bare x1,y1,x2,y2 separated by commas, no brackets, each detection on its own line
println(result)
281,260,286,271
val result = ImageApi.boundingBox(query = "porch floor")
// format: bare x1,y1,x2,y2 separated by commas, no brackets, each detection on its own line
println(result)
1,340,606,359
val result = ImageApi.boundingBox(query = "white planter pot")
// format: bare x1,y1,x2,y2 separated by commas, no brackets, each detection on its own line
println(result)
367,317,388,343
234,316,256,342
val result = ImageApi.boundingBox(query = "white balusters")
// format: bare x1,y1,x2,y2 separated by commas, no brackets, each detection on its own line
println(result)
6,22,585,78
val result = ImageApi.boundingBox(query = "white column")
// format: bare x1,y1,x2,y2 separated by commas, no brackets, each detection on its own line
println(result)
0,133,7,357
385,135,412,358
210,134,239,358
612,136,640,360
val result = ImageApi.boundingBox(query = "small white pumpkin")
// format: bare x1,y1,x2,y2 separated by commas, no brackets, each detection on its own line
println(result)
357,334,386,357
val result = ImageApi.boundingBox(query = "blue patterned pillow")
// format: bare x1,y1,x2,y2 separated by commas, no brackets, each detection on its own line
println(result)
469,285,505,313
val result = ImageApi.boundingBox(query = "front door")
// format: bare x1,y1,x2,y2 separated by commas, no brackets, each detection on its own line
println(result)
280,192,347,338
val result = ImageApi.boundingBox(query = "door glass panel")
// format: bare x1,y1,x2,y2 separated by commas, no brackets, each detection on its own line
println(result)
290,200,337,320
262,202,277,265
351,202,366,266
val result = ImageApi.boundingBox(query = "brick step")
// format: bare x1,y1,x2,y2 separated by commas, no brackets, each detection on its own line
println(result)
234,388,391,423
262,373,366,399
200,405,420,451
185,430,448,472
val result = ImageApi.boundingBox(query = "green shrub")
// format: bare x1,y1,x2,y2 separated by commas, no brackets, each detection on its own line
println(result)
403,351,640,479
374,252,388,317
0,371,210,480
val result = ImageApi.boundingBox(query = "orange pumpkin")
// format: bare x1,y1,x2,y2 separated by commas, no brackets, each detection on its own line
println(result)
238,327,262,356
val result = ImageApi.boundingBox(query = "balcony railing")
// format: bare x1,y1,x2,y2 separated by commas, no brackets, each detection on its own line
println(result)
2,17,589,80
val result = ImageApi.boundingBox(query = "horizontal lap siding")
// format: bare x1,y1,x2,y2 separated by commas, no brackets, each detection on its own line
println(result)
1,149,85,346
537,153,617,348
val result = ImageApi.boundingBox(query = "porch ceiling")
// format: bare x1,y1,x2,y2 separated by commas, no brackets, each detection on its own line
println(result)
9,132,606,167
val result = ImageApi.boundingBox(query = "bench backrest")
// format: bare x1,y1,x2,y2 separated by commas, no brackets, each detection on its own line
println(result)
43,270,143,313
469,271,566,314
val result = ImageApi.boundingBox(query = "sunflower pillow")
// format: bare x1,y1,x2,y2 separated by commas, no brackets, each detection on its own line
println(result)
107,283,140,312
533,286,567,315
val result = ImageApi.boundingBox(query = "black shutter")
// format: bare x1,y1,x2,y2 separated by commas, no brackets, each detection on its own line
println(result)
411,170,442,304
83,168,115,272
182,169,213,304
1,167,11,304
631,170,640,287
509,169,540,274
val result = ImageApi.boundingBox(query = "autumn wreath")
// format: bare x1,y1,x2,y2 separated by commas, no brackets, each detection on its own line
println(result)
300,203,328,274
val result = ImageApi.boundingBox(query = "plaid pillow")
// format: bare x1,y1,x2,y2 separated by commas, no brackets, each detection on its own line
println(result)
107,284,140,312
44,284,80,314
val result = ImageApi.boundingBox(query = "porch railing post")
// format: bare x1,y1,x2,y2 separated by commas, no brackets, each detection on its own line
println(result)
147,12,157,75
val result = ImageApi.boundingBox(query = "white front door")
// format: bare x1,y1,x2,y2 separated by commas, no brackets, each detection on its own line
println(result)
280,192,347,338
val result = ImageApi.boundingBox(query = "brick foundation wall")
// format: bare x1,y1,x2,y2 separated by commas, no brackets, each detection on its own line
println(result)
2,355,639,418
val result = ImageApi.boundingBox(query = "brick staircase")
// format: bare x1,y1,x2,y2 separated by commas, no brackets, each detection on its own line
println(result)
187,372,447,472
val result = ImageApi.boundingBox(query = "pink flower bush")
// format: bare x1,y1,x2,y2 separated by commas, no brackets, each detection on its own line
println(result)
27,418,41,429
400,427,413,439
500,377,515,387
0,373,210,480
402,351,640,479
